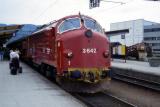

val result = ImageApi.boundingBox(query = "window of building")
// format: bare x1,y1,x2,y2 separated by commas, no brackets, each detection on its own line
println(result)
144,28,160,32
153,49,160,51
144,37,157,40
152,43,160,46
157,37,160,40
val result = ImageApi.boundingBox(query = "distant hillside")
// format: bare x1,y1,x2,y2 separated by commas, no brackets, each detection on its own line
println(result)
0,24,7,27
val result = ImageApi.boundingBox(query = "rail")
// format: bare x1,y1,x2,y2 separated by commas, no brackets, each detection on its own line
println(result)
113,73,160,91
72,92,136,107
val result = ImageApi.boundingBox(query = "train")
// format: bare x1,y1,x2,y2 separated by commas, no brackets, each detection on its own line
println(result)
110,42,152,61
110,42,126,59
7,14,111,93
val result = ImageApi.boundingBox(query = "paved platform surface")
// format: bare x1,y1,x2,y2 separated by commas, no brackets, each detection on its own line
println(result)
0,61,86,107
112,59,160,76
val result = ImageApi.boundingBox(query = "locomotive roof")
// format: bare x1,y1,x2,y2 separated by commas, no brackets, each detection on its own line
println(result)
32,20,58,35
32,14,93,35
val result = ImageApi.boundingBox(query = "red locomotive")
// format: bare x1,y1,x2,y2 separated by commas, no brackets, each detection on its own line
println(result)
9,14,111,92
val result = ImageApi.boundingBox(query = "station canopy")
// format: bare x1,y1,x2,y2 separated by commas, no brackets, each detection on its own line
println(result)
6,24,38,46
0,24,22,47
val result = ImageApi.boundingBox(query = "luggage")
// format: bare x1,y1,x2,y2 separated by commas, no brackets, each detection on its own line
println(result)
10,67,17,75
10,58,22,75
10,66,23,75
18,67,23,73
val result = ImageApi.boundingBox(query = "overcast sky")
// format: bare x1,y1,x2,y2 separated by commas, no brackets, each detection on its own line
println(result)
0,0,160,30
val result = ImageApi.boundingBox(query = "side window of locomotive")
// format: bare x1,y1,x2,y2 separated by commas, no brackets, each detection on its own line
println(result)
58,18,81,33
84,18,103,33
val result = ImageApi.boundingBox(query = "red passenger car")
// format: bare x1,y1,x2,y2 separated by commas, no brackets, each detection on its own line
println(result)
21,14,111,92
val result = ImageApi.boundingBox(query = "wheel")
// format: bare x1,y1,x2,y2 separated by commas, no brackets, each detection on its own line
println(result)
40,64,45,74
50,67,57,80
45,66,51,77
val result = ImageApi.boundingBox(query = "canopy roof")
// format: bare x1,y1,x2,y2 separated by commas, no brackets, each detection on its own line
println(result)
0,24,22,47
6,24,38,45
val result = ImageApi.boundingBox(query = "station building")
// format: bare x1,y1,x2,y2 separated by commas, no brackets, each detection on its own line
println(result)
144,24,160,56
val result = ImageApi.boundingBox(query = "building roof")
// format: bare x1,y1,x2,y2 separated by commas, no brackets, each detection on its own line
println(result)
6,21,58,46
6,24,38,45
110,19,159,26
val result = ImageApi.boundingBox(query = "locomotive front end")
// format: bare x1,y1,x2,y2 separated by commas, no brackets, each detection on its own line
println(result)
56,15,111,84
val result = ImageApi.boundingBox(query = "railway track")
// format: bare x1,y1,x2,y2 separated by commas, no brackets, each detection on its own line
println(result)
113,73,160,91
72,92,136,107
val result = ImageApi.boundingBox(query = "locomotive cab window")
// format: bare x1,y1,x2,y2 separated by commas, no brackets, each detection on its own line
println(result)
84,17,103,33
58,18,81,33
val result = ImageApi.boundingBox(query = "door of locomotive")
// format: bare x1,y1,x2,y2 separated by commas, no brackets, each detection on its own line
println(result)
56,40,64,74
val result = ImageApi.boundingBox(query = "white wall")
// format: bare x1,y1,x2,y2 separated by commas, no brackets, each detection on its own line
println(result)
109,19,144,46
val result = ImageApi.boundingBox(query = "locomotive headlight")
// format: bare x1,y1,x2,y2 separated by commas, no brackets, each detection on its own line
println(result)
85,29,93,38
64,50,73,59
103,50,109,58
67,52,73,58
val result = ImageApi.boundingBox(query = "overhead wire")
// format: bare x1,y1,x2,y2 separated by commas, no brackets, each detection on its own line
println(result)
32,0,134,24
32,0,58,24
101,0,126,4
88,0,135,15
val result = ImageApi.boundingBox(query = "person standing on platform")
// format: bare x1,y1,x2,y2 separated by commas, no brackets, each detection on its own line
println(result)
1,51,4,61
9,50,20,69
0,49,4,61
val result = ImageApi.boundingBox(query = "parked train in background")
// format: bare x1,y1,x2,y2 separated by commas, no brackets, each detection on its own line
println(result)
7,14,111,93
110,42,152,61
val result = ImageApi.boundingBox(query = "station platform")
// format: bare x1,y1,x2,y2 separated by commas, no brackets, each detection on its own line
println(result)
111,59,160,83
112,59,160,76
0,61,86,107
